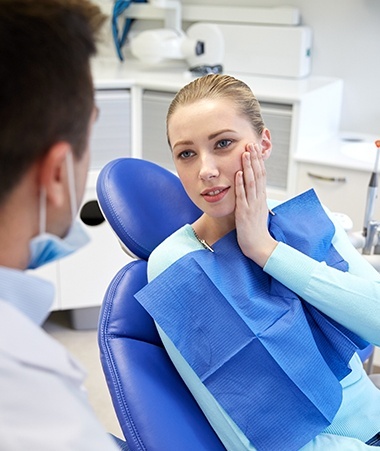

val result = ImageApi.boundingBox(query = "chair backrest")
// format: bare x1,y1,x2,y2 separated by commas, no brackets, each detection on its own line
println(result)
96,157,202,259
97,158,225,450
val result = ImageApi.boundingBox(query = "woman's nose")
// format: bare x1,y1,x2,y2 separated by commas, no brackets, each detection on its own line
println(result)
199,156,219,180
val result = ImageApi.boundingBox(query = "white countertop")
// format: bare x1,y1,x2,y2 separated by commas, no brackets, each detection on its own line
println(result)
295,133,380,173
91,57,379,174
91,57,343,104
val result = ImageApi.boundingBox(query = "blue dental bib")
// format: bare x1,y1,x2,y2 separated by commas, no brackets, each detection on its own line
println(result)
136,189,367,451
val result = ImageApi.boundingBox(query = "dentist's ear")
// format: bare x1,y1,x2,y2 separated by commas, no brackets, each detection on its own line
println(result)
38,142,72,208
260,128,272,160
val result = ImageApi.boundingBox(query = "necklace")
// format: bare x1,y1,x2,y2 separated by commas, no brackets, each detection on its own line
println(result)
192,227,214,253
191,210,275,254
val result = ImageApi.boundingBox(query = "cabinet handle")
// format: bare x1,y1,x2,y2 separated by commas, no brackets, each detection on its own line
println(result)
307,172,347,183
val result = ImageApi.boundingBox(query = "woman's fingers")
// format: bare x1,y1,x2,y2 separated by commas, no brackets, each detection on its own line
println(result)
235,169,248,209
242,150,255,200
242,143,267,204
235,143,277,266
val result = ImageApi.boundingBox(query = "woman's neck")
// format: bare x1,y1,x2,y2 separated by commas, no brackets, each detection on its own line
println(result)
192,214,235,246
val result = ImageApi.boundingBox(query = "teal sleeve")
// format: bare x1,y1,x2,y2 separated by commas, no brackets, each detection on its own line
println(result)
264,219,380,346
300,433,374,450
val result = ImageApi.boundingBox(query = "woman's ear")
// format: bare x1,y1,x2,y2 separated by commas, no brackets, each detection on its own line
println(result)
260,128,272,160
38,142,71,208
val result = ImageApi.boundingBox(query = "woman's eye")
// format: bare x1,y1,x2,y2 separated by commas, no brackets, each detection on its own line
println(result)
178,150,195,159
216,139,232,149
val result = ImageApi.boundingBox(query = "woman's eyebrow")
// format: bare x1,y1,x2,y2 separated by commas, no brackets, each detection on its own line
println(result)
208,129,236,140
172,139,194,150
173,129,237,149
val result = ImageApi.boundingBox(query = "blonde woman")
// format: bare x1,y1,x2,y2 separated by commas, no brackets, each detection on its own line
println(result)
138,74,380,450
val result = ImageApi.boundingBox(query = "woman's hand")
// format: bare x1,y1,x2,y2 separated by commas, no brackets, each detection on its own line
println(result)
235,143,278,267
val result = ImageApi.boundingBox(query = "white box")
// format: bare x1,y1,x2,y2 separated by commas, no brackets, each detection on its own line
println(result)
217,24,312,78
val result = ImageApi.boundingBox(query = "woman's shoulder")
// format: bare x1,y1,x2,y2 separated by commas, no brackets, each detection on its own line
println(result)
147,224,202,281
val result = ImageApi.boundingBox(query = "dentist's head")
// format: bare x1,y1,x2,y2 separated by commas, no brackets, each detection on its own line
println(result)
0,0,105,269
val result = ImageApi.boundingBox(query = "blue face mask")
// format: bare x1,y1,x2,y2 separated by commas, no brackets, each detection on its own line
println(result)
28,153,90,270
28,221,90,270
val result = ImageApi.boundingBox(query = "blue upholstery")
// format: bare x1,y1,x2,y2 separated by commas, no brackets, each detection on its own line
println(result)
96,157,202,260
97,158,224,450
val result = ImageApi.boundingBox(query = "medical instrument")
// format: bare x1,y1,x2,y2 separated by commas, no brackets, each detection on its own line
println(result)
362,140,380,254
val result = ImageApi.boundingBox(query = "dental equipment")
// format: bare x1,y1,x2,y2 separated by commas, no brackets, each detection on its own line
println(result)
130,22,224,70
362,140,380,254
112,0,147,61
114,0,224,69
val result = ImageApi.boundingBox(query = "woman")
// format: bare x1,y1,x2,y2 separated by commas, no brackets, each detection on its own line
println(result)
142,74,380,449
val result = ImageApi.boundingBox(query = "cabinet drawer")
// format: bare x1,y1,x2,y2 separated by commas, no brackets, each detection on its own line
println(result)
296,162,379,231
261,103,292,191
142,90,176,171
90,89,132,169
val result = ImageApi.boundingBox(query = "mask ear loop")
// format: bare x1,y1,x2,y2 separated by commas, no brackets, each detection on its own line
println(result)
66,151,78,223
39,187,47,234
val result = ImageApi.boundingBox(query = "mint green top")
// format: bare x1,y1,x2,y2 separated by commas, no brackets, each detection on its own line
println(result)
148,200,380,450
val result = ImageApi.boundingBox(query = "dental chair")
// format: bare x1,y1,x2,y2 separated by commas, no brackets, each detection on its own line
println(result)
96,157,225,450
97,157,377,450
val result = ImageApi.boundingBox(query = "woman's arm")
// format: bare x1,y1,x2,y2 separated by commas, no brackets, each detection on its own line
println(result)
301,433,375,450
264,220,380,346
235,143,380,345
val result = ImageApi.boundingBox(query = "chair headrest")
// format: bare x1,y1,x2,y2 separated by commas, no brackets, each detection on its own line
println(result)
97,158,202,260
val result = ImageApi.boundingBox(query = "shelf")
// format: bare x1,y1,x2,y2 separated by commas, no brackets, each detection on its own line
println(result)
126,4,300,26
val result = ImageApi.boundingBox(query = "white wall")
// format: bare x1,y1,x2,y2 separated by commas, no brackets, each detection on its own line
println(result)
181,0,380,136
96,1,380,134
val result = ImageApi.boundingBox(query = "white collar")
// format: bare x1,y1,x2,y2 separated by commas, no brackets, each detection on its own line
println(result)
0,266,54,325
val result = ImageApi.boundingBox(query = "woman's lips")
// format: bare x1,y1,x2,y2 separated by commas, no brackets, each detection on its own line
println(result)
201,187,230,203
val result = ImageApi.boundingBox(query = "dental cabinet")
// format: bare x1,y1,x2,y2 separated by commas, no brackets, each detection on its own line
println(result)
295,135,380,232
297,163,380,232
33,59,351,325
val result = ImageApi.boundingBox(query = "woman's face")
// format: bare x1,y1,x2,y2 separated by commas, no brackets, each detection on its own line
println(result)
168,97,271,224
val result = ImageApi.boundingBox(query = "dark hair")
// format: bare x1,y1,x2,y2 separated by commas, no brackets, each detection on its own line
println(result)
167,74,265,148
0,0,106,203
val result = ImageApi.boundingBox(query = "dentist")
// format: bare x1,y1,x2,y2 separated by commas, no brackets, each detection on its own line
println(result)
0,1,126,449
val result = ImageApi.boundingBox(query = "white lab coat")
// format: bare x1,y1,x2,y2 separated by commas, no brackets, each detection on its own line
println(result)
0,300,119,450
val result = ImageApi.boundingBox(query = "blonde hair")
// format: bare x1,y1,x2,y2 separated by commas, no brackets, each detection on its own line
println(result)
166,74,265,147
